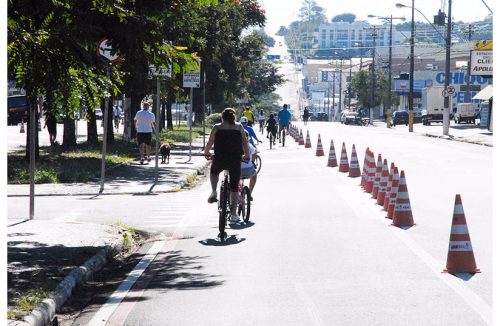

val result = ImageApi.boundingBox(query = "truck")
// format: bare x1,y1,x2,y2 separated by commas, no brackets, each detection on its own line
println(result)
420,86,452,125
454,103,477,124
7,95,28,125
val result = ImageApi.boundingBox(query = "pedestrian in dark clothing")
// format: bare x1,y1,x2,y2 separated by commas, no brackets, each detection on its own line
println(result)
44,112,57,145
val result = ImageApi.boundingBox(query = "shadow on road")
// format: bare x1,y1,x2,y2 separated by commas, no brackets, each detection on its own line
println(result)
198,235,246,246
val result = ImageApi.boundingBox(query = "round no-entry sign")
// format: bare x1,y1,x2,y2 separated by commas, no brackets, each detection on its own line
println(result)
97,38,121,63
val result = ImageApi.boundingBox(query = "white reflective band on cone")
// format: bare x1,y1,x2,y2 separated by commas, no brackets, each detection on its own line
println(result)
451,224,470,235
454,205,465,214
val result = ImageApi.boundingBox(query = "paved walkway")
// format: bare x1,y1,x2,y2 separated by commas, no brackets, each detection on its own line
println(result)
7,137,210,326
372,120,493,147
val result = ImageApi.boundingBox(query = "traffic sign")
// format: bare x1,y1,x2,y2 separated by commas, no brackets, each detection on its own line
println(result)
442,89,449,97
97,38,121,63
183,72,201,88
149,65,172,78
447,86,456,95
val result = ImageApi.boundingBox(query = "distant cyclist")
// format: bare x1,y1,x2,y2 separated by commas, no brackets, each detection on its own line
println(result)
264,113,278,144
240,117,261,148
241,131,257,200
277,104,292,139
258,109,266,132
303,107,310,125
204,108,250,222
242,107,255,126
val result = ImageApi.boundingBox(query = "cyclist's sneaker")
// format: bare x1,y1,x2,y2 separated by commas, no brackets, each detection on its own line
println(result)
229,213,240,223
207,191,217,203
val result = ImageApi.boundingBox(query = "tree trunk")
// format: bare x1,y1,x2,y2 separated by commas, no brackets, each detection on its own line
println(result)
166,102,173,130
87,107,98,144
160,103,166,131
130,95,142,139
62,116,77,147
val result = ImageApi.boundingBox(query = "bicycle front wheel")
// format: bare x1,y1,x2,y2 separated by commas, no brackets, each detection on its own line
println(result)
242,186,251,222
253,155,262,174
281,129,286,146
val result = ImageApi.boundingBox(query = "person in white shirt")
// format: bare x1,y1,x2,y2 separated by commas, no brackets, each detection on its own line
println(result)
134,101,156,164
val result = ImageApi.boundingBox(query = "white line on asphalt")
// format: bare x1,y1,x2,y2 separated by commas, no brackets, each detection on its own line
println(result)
86,240,166,326
324,159,492,325
295,283,323,325
390,228,492,326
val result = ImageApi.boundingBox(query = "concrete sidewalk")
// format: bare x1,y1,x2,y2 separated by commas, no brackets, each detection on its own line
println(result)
7,138,210,326
372,120,493,147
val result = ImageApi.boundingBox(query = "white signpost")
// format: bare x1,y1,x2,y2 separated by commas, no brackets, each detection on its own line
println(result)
149,64,172,182
97,38,121,193
183,66,201,160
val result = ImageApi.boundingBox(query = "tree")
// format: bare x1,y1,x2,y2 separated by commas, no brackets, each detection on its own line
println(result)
350,70,388,109
331,13,356,23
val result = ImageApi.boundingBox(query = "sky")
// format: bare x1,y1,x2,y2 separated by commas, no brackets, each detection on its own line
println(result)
258,0,494,35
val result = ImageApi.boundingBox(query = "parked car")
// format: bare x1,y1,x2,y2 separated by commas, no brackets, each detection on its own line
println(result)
7,95,28,125
392,111,409,126
341,111,358,125
95,108,103,120
310,112,328,121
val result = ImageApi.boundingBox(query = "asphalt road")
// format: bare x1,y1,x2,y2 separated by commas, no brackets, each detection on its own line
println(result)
11,125,491,325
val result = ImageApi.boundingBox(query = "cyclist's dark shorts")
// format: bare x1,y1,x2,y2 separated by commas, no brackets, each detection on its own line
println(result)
210,156,241,191
137,132,152,146
267,126,277,136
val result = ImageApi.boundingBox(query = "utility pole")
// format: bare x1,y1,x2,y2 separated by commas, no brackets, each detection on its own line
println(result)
364,26,384,124
338,59,343,120
369,14,405,127
409,0,415,132
348,57,352,109
463,24,475,103
443,0,452,136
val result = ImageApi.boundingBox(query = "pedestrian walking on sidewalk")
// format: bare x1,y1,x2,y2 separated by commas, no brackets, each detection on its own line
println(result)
134,101,156,164
44,111,58,146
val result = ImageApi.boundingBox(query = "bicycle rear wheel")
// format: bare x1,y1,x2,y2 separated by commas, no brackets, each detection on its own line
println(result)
281,128,286,146
253,155,262,174
218,181,229,240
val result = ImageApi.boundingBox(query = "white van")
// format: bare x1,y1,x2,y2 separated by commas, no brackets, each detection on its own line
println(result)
454,103,476,124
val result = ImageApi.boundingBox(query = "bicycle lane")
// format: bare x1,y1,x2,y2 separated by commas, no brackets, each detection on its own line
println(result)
83,137,490,325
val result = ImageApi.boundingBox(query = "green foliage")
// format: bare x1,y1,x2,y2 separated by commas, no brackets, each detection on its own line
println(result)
160,124,203,144
331,13,356,23
205,113,222,126
350,70,388,108
15,288,49,313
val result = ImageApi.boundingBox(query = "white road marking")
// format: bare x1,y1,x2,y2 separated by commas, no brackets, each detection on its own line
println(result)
87,240,165,326
295,283,323,325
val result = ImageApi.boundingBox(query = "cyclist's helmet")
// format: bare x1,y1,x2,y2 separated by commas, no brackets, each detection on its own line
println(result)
269,113,274,118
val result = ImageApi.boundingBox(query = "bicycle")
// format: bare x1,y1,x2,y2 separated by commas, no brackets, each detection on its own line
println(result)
258,120,265,134
268,128,276,149
237,178,251,223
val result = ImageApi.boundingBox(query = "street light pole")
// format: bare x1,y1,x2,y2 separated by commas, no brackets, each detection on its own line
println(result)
408,0,415,132
368,14,405,128
443,0,452,136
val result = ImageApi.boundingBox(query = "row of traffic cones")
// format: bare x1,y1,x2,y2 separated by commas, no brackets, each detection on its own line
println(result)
297,130,479,275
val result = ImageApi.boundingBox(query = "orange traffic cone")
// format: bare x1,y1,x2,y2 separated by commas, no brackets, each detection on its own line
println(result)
20,120,25,133
299,130,304,145
371,155,383,198
383,163,395,211
392,170,415,227
327,140,338,167
377,160,390,205
338,142,349,172
443,195,480,274
364,151,376,193
361,147,370,187
348,144,361,177
304,130,312,148
315,134,324,156
386,166,400,219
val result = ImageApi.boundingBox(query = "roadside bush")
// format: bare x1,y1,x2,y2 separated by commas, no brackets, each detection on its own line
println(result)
205,113,221,127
